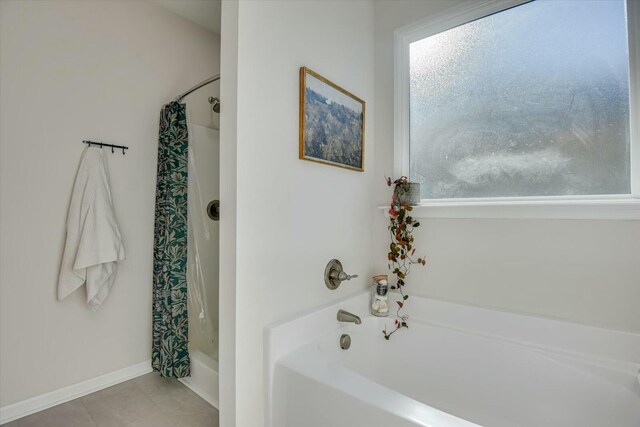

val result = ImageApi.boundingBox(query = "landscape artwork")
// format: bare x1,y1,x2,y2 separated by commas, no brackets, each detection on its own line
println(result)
299,67,365,171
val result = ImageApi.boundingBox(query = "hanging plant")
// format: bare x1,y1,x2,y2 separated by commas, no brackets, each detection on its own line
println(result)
383,176,426,340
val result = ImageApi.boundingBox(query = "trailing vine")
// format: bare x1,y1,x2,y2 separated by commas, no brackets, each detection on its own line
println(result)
383,176,426,340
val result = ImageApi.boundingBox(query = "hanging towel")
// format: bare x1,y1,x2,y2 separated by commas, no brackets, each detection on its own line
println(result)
57,146,125,310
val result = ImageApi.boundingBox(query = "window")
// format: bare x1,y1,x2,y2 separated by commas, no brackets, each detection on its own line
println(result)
396,0,639,213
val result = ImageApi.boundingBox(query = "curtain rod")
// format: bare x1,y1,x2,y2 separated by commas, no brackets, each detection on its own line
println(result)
175,74,221,102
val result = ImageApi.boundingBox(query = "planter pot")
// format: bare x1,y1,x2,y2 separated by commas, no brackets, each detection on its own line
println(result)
394,182,420,206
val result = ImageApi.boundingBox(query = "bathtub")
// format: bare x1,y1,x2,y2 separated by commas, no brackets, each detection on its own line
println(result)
265,291,640,427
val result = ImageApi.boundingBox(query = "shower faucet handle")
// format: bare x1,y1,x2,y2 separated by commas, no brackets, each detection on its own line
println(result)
335,271,358,282
324,259,358,290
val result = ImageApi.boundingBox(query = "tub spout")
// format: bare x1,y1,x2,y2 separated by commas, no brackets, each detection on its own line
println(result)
337,309,361,325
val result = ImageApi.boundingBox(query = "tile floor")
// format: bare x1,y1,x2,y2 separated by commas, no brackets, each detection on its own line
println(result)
5,373,219,427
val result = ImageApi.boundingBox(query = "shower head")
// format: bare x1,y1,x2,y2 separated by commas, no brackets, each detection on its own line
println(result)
208,96,221,114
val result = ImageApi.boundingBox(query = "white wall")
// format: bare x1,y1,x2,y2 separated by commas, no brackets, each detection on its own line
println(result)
227,1,376,426
218,1,239,425
0,0,219,406
372,0,640,333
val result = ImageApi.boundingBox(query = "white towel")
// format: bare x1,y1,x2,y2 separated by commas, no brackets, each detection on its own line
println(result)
57,146,125,310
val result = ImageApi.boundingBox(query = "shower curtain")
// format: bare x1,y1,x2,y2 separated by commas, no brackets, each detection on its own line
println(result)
152,101,190,378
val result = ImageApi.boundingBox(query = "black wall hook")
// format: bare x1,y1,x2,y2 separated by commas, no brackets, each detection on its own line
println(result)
83,140,129,155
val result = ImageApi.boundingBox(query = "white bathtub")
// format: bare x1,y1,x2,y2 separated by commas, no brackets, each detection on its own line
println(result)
265,291,640,427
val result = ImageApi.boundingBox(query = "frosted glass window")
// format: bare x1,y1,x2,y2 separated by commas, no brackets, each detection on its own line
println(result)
409,0,631,199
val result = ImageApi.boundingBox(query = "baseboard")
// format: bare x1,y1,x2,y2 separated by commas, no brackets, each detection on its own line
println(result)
0,360,152,425
178,350,219,410
179,378,219,409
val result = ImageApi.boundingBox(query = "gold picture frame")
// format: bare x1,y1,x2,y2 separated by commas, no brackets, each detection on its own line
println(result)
299,67,365,172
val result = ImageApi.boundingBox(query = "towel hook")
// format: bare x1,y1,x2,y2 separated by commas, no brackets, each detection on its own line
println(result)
82,140,129,155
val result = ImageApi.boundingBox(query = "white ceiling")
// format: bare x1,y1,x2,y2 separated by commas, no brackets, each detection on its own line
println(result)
155,0,221,35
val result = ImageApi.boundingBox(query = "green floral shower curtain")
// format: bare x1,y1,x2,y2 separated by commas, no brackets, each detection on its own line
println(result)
152,101,190,378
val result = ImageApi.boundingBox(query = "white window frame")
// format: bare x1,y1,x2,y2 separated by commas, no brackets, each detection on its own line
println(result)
393,0,640,220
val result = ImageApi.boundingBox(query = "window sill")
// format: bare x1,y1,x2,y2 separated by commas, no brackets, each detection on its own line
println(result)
379,199,640,220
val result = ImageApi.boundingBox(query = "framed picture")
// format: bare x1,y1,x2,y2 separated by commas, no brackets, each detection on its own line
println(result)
299,67,365,172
